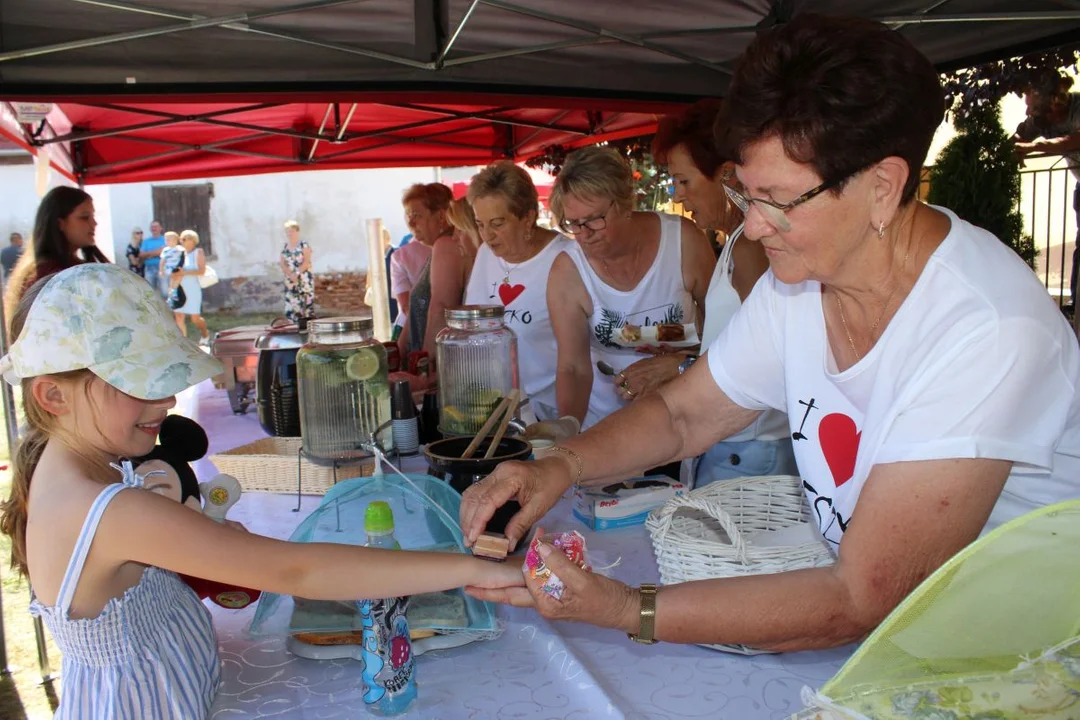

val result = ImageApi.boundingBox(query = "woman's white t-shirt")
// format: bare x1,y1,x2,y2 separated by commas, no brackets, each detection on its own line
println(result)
708,207,1080,547
465,235,571,420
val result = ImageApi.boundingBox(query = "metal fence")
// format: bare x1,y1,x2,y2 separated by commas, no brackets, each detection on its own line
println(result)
1022,162,1078,312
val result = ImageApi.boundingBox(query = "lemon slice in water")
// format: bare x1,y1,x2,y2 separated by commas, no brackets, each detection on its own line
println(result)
344,348,380,381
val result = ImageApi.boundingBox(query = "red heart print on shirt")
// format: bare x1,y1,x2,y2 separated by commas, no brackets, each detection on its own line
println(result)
818,413,860,487
498,282,525,306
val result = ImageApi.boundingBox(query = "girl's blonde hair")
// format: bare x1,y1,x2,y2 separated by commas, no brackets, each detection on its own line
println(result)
284,220,300,231
0,278,116,575
179,229,200,246
164,231,180,243
549,146,634,224
446,197,480,251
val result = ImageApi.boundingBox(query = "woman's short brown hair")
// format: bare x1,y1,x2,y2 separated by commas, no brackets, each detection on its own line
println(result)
653,99,730,179
467,161,539,219
720,13,944,204
402,183,453,213
549,146,634,222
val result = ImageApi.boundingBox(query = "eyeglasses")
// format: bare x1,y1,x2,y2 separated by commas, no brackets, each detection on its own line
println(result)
724,176,844,232
559,201,614,235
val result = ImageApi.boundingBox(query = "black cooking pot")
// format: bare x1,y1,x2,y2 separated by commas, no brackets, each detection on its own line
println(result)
424,436,531,535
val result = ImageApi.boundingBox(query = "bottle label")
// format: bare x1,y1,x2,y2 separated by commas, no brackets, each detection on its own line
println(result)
360,597,415,705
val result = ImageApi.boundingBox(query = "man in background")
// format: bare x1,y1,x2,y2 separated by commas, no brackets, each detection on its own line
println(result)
1,232,24,279
1013,70,1080,305
140,219,167,295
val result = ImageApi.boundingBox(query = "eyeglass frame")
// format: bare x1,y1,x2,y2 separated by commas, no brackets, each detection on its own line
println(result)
724,173,848,232
558,200,616,235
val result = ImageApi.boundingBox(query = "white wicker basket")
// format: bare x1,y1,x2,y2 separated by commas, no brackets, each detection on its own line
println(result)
645,474,835,655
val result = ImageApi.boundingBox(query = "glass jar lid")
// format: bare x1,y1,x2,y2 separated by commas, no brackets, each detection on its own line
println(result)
445,305,504,322
308,316,373,334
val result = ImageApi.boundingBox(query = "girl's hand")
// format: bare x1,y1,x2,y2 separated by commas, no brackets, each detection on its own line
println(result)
465,557,527,595
614,354,683,401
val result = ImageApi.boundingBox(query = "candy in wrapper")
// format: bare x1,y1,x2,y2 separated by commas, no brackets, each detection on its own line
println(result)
522,530,592,600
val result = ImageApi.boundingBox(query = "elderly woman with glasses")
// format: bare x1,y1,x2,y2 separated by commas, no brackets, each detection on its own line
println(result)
546,146,714,430
461,14,1080,651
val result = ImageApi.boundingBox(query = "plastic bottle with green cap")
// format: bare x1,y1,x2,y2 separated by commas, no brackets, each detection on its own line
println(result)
364,501,401,550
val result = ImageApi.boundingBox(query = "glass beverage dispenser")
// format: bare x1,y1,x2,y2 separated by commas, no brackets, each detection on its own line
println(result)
436,305,518,436
297,316,392,461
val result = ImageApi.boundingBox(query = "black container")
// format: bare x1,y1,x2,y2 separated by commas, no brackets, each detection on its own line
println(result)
256,325,306,437
423,436,531,535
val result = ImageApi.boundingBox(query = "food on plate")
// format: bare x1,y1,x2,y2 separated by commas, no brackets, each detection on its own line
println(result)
620,323,642,342
656,324,686,342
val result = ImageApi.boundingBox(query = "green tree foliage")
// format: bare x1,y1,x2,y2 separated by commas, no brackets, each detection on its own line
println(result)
941,47,1079,122
525,136,670,212
927,103,1037,268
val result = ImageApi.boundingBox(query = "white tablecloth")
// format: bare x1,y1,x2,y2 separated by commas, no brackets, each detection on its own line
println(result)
178,380,852,719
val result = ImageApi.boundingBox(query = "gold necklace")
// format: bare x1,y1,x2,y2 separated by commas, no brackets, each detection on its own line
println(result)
834,251,910,361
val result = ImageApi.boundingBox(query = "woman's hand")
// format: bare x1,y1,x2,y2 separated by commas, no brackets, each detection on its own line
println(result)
614,353,684,401
467,534,639,632
460,458,573,551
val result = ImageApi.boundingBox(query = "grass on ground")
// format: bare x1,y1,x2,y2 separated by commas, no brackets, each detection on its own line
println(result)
0,311,274,719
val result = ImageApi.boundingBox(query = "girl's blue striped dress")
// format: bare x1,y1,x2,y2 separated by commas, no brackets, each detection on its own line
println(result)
30,463,221,718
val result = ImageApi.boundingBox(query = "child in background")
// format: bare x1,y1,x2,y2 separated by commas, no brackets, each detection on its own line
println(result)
159,230,185,282
0,264,523,719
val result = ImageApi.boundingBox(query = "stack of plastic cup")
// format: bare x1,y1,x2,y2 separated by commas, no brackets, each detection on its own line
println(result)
390,380,419,455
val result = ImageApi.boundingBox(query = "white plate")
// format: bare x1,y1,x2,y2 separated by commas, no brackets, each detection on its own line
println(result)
610,323,700,349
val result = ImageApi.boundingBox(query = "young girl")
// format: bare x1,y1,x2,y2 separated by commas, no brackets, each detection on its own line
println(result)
0,264,523,719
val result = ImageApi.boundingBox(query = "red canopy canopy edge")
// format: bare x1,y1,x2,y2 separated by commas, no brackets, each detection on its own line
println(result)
3,92,683,185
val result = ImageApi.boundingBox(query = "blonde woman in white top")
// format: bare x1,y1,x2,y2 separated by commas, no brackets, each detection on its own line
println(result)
547,147,714,429
464,162,569,420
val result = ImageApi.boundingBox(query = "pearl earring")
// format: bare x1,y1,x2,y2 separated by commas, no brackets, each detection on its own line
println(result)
877,221,885,240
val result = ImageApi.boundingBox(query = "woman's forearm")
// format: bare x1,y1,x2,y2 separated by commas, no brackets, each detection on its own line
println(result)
638,567,868,651
563,392,685,486
555,365,592,424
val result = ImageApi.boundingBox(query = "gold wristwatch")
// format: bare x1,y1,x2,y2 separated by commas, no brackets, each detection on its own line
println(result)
627,584,658,644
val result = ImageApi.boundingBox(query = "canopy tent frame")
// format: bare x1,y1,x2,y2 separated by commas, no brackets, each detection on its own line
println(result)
3,0,1080,75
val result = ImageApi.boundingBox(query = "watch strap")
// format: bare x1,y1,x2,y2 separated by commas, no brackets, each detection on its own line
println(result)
628,583,658,644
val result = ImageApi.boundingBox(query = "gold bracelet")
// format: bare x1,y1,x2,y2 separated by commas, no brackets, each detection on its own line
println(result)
548,445,583,482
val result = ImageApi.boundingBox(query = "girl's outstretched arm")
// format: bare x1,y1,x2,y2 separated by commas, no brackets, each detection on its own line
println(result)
97,488,524,600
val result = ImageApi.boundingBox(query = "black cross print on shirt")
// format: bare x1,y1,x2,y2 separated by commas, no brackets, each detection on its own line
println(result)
792,397,818,441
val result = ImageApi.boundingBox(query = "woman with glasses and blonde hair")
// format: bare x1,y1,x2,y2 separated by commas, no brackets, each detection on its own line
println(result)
464,162,569,420
462,14,1080,651
547,146,714,429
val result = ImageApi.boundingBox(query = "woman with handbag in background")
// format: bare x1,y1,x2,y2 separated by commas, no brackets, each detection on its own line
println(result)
172,229,211,346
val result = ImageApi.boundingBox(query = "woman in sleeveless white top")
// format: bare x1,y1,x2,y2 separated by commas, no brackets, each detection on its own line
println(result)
560,212,703,427
464,162,570,421
547,146,714,430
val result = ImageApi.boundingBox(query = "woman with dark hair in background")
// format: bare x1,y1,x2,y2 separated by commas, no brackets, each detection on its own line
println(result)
643,100,796,486
5,186,110,328
463,14,1080,651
